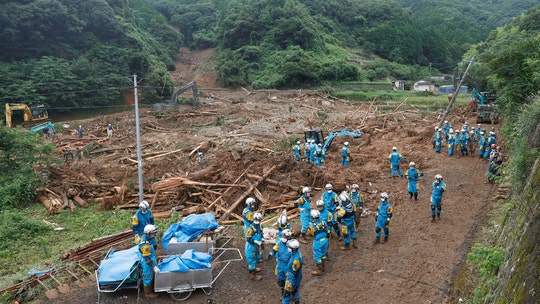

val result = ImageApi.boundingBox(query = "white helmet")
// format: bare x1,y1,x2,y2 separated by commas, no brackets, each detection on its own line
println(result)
351,184,359,190
296,141,300,145
392,147,397,151
325,183,333,191
253,212,262,223
302,187,311,194
435,174,443,181
409,161,415,167
449,129,454,134
344,142,349,146
287,239,300,250
464,122,468,125
380,192,389,200
489,131,495,135
245,197,256,207
143,224,157,235
480,131,485,135
339,192,348,202
315,199,325,208
277,211,288,226
139,200,150,210
317,143,322,147
470,130,474,134
310,209,320,219
444,120,448,124
281,229,292,242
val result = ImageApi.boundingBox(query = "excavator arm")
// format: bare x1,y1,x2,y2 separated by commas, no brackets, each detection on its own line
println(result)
322,130,363,153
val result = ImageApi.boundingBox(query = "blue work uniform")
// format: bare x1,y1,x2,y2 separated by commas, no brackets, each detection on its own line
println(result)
375,200,393,239
314,146,324,167
242,205,254,235
478,134,486,158
306,217,328,266
341,145,350,167
434,130,443,153
292,144,300,162
283,249,303,304
443,122,451,141
197,153,204,165
460,132,469,156
483,135,496,159
447,133,456,156
304,143,311,163
294,194,311,234
138,234,158,286
431,180,447,219
337,202,356,246
321,191,340,236
271,240,291,293
244,222,263,271
132,209,154,238
387,151,403,177
309,142,316,163
405,167,423,199
349,190,363,226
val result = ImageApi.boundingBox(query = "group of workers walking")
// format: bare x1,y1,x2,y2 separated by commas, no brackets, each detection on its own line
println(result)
292,140,351,168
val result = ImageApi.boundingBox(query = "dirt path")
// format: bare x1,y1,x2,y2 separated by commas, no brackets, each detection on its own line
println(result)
29,49,498,304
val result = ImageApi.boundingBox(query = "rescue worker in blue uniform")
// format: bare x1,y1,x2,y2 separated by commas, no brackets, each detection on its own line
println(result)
139,224,159,299
341,141,350,167
242,197,256,235
314,143,325,167
306,210,329,276
434,127,443,153
337,192,357,250
447,129,456,156
431,174,447,221
292,141,301,162
459,129,469,156
132,200,155,244
349,184,364,227
309,140,317,164
443,121,451,141
387,147,403,178
276,210,292,239
283,239,303,304
197,151,205,166
294,187,311,244
374,192,393,244
405,161,423,201
478,131,486,158
483,131,497,159
303,140,311,163
270,229,292,297
245,212,264,281
321,184,341,240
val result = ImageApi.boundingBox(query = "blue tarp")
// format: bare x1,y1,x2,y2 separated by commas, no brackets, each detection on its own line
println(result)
98,246,141,284
162,213,218,252
157,249,212,272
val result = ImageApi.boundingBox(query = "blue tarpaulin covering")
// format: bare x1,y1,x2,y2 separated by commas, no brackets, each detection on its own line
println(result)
157,249,212,272
98,246,141,284
162,213,218,252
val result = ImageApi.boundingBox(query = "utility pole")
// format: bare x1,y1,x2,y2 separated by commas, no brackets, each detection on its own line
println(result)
133,74,144,202
438,56,476,128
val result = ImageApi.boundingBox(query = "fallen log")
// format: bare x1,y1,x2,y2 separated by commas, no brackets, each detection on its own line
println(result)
151,176,242,191
73,195,89,208
219,165,276,221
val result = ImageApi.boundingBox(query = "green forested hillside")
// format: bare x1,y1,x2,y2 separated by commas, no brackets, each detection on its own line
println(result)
0,0,537,108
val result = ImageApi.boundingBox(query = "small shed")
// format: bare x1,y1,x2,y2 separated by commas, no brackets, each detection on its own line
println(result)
413,80,436,92
438,85,468,95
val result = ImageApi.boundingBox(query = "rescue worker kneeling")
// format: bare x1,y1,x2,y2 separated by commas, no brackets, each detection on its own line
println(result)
138,224,159,299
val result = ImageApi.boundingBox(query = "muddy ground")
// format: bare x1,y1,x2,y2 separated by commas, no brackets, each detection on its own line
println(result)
29,49,499,304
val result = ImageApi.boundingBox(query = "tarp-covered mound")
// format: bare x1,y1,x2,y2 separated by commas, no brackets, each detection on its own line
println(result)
98,245,141,284
157,249,212,272
161,213,218,252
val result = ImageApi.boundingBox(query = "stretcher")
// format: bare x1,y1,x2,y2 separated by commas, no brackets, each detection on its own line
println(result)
95,246,141,303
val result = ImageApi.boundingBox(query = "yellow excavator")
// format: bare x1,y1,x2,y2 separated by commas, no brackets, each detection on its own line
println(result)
5,103,50,128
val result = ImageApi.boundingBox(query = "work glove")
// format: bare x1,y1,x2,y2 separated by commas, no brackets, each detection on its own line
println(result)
284,279,293,292
134,234,141,244
386,219,391,228
254,240,262,246
153,266,160,274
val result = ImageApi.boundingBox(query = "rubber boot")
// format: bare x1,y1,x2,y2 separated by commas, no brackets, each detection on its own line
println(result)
254,267,261,273
311,263,322,276
431,215,435,222
382,236,388,244
373,236,380,244
339,243,350,251
144,285,158,299
414,193,418,201
409,192,413,199
337,231,343,241
352,239,358,249
249,270,262,281
300,233,308,244
321,259,326,272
